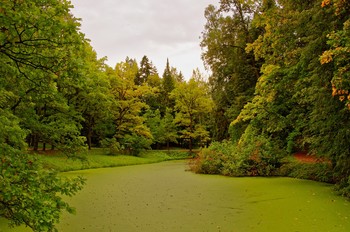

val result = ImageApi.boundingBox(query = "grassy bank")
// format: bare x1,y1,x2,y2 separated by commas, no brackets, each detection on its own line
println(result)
29,149,191,172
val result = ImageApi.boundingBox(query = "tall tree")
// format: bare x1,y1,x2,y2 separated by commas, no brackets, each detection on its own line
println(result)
171,78,213,152
109,59,153,154
0,0,86,230
135,55,158,85
161,58,176,111
233,0,350,194
201,1,261,141
135,55,162,111
76,44,112,150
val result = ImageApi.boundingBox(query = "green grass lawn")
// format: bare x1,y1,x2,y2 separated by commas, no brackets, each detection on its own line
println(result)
29,149,191,172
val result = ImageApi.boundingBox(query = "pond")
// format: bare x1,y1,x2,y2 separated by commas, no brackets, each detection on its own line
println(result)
1,160,349,231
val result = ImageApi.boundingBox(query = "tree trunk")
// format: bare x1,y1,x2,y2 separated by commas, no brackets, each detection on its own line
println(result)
189,138,193,153
42,143,46,151
189,113,193,153
87,116,94,150
33,134,39,151
87,126,92,150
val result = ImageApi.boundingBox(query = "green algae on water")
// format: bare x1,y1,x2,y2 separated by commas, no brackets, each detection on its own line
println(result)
1,161,349,232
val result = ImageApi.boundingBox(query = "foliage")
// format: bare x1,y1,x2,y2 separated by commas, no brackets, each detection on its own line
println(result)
120,133,152,156
100,137,120,156
201,1,261,141
235,124,286,176
145,108,178,149
0,0,88,151
109,59,153,154
0,152,85,232
0,109,85,231
191,130,284,177
189,141,239,175
76,44,112,150
197,0,350,196
135,55,158,86
278,158,334,183
171,78,213,152
0,0,92,230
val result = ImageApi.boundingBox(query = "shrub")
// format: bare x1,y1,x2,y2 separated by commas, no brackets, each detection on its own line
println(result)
120,134,152,156
235,125,286,176
278,157,334,182
334,176,350,198
189,141,243,176
190,129,286,177
100,138,121,156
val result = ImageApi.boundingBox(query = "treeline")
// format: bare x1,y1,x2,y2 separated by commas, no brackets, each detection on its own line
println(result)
1,8,214,156
196,0,350,197
76,56,213,155
0,0,213,230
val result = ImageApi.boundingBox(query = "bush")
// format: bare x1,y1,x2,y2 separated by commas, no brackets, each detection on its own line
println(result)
334,176,350,198
190,126,286,177
100,138,121,156
120,134,152,156
235,125,285,176
278,157,334,183
189,141,243,176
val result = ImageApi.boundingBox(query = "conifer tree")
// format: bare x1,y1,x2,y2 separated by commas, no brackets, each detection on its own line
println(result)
135,55,158,85
161,58,176,112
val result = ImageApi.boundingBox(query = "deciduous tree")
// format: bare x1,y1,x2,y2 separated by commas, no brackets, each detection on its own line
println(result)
0,0,86,229
171,78,213,152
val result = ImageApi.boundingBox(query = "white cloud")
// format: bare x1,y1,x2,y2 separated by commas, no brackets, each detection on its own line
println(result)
70,0,219,79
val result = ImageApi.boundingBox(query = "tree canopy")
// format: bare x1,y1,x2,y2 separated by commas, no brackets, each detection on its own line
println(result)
199,0,350,196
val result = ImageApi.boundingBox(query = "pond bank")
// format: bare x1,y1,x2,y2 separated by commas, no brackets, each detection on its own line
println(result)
1,160,349,231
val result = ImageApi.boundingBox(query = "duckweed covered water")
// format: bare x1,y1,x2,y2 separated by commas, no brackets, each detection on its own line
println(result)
1,161,349,231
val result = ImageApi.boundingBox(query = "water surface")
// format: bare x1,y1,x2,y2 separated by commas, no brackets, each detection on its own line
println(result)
1,161,349,231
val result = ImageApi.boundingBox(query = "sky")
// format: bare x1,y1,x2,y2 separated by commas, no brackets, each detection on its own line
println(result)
69,0,219,79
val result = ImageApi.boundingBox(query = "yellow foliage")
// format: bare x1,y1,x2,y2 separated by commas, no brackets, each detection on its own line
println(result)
332,85,337,96
321,0,331,7
320,50,333,64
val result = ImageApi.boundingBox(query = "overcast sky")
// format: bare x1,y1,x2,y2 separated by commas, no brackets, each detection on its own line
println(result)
69,0,219,79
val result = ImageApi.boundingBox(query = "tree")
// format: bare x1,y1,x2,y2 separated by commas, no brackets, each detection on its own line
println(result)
233,0,350,194
0,0,86,230
144,109,164,148
162,108,179,150
109,59,153,154
0,109,85,231
135,56,162,111
145,108,178,150
171,78,213,152
161,58,176,111
0,0,89,153
76,44,112,150
135,55,158,85
200,1,261,141
171,67,185,83
320,0,350,108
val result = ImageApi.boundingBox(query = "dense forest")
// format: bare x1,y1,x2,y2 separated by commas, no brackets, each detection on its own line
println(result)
1,0,350,231
196,0,350,198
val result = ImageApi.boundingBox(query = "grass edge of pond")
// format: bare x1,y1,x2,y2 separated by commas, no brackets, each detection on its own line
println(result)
29,149,193,172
